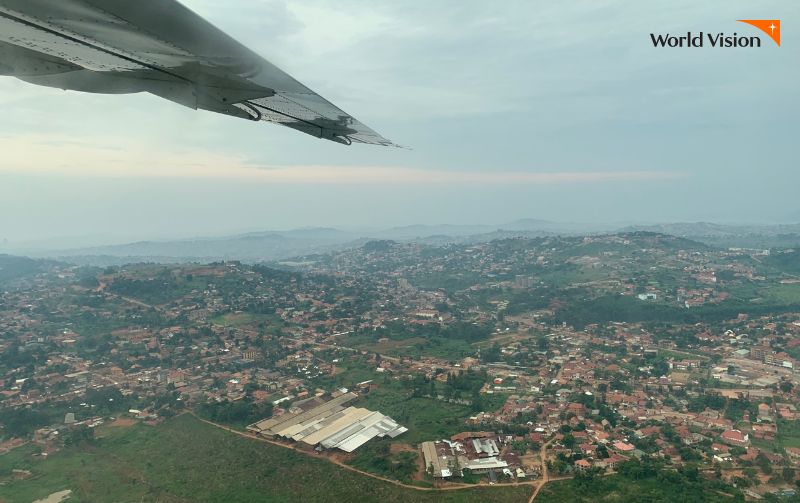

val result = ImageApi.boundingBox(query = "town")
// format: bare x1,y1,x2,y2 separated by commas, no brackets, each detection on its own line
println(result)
1,232,799,501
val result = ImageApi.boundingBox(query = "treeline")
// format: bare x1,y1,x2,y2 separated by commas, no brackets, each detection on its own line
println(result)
366,320,492,343
763,249,800,275
251,264,302,283
0,255,49,284
109,271,184,304
555,294,800,329
348,439,417,483
504,287,557,315
0,407,51,437
197,398,273,427
544,457,741,502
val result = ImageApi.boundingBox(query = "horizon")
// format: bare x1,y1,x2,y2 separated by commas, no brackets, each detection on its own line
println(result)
3,217,799,256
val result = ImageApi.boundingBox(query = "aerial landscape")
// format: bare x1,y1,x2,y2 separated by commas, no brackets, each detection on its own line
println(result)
0,0,796,502
1,224,800,502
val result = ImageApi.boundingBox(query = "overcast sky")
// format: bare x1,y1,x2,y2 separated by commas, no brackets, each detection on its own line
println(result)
0,0,797,246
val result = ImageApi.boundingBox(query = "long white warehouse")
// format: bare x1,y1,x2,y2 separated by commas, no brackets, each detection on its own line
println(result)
247,394,406,453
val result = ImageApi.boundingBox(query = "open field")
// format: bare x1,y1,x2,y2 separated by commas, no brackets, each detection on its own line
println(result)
760,284,800,304
0,414,531,503
753,420,800,452
538,473,739,502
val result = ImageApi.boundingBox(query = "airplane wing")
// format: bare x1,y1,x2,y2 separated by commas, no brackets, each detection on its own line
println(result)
0,0,394,146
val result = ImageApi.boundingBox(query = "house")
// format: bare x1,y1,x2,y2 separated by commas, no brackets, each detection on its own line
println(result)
596,454,627,470
758,403,772,420
713,452,733,463
635,426,660,438
711,443,729,454
721,430,749,447
612,441,635,454
785,447,800,462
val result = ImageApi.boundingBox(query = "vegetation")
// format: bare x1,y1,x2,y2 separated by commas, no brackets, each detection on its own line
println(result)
347,439,419,483
539,458,742,502
0,255,50,284
359,378,505,445
109,269,207,305
197,399,274,429
0,407,51,437
556,294,800,329
763,250,800,275
0,414,531,503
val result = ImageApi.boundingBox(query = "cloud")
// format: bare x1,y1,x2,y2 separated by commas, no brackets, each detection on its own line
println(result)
0,134,681,185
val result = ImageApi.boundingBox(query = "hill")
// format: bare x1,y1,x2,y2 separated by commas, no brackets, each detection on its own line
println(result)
0,255,53,284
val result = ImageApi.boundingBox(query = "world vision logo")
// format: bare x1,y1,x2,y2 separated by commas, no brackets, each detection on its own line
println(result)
650,19,781,48
738,19,781,46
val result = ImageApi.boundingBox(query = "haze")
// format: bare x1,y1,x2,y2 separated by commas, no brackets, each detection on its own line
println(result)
0,0,797,247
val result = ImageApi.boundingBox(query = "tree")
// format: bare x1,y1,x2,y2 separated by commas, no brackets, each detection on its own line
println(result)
481,344,502,363
63,425,94,447
0,407,49,437
756,453,773,475
511,440,529,455
537,336,549,352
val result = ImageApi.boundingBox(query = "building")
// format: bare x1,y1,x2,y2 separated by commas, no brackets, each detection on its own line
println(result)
750,345,771,362
515,275,535,289
464,457,508,474
247,393,407,452
421,441,457,478
471,437,500,457
721,430,750,447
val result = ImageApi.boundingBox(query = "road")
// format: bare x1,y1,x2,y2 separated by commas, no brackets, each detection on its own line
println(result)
192,413,546,496
528,437,555,502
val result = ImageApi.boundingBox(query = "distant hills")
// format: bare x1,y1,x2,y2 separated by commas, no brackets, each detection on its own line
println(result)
2,221,798,266
0,254,55,284
620,222,800,248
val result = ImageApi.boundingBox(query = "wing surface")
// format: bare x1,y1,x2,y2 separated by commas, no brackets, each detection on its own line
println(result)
0,0,393,145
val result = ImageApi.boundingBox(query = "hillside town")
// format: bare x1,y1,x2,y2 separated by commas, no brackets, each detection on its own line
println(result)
1,233,800,500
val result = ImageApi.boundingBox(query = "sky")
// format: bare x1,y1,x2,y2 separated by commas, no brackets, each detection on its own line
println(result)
0,0,797,247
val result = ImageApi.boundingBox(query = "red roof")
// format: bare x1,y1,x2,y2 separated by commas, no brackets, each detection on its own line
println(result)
722,430,745,442
613,441,635,452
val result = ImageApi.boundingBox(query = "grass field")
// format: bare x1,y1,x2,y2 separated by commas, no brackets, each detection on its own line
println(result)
760,284,800,304
538,473,740,502
0,415,531,503
753,420,800,452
